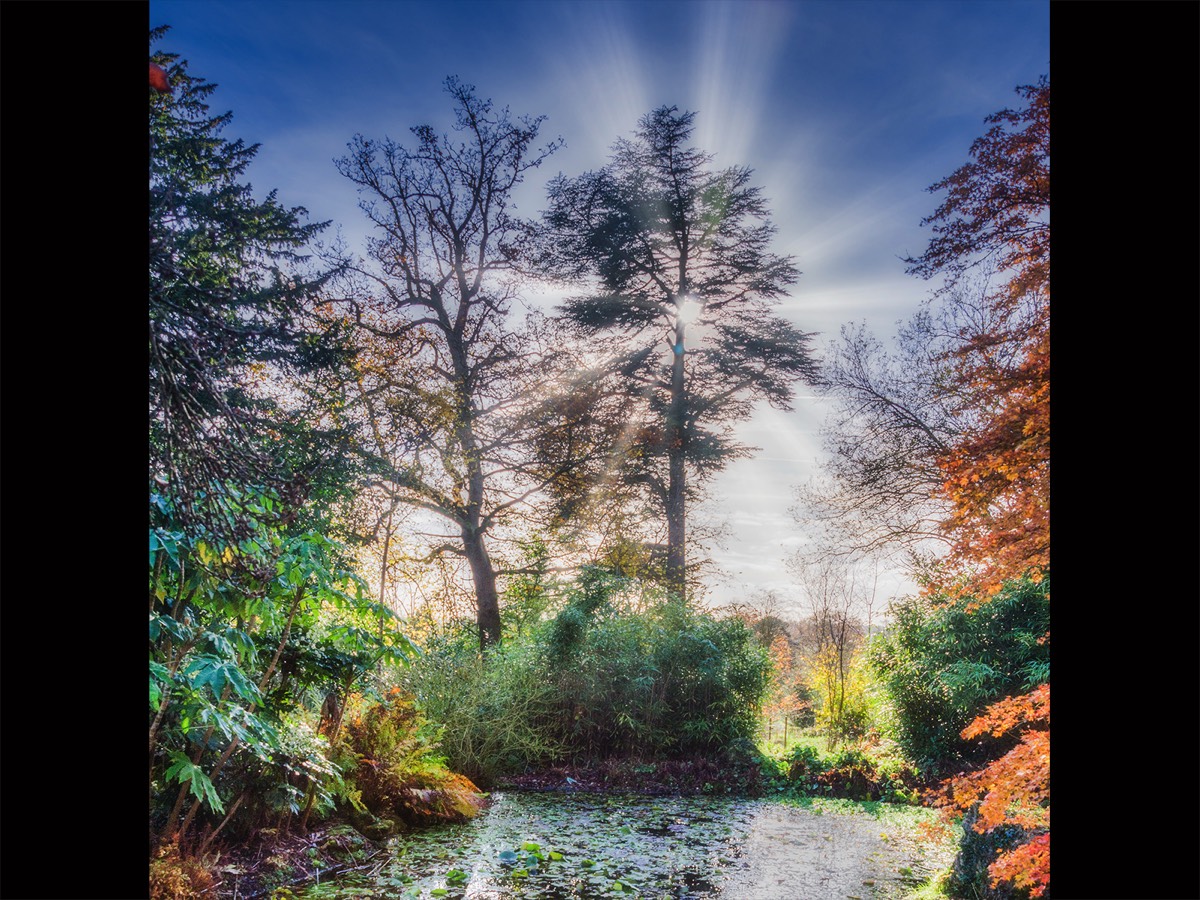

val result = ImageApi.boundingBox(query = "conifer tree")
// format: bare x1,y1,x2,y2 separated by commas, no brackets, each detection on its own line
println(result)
541,107,818,600
149,26,347,534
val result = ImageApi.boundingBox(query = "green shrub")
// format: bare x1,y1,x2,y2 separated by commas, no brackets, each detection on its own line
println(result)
401,568,772,780
785,744,825,782
149,486,415,848
399,629,566,787
782,740,920,803
868,576,1049,773
537,575,771,761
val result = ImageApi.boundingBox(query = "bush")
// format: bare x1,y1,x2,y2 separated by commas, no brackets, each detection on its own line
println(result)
868,576,1049,773
399,630,566,787
537,575,771,761
401,568,772,781
149,486,416,850
782,740,921,803
785,744,824,782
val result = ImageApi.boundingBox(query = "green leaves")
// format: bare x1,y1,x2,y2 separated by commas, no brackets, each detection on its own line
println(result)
184,655,262,704
868,575,1050,769
149,662,170,710
164,751,225,814
149,486,419,844
539,105,816,596
150,28,353,539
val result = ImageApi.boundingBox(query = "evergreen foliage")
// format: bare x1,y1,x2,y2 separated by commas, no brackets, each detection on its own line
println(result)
149,26,351,537
866,576,1049,773
540,107,818,599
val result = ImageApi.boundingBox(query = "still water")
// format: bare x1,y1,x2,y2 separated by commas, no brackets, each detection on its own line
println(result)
294,791,944,899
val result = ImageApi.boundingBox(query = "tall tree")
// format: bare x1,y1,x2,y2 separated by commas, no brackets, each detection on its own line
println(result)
147,30,411,858
795,311,960,569
333,79,563,649
541,106,818,600
794,276,1014,582
149,26,348,534
798,78,1048,596
904,77,1051,899
906,76,1050,594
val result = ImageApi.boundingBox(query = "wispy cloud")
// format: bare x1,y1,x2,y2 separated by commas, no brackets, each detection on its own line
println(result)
150,0,1047,603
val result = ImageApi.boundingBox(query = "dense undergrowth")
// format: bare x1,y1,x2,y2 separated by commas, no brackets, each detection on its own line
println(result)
401,567,771,788
150,538,1047,900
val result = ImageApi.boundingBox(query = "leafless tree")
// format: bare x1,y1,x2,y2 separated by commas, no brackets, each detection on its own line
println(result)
331,79,568,649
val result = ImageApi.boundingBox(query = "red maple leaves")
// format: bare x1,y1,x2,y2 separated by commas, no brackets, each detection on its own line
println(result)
907,78,1050,600
913,78,1051,897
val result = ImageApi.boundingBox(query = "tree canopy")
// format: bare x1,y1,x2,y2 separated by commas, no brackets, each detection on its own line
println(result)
541,106,818,600
149,26,350,536
331,78,564,649
907,77,1050,594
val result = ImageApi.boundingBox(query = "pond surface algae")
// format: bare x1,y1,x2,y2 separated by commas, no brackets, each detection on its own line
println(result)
293,792,952,899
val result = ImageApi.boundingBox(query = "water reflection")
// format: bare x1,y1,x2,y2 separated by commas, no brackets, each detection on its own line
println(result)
294,792,926,899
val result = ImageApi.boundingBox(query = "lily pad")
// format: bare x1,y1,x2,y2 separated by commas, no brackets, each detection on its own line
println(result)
288,791,955,899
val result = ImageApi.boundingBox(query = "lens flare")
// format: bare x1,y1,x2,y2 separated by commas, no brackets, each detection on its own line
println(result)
677,296,703,326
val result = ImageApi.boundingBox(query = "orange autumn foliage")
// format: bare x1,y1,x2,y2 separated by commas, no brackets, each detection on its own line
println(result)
910,78,1051,898
943,684,1050,897
907,78,1050,600
989,832,1050,898
938,306,1048,598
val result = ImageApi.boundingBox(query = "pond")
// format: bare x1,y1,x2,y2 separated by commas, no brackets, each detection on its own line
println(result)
294,792,953,899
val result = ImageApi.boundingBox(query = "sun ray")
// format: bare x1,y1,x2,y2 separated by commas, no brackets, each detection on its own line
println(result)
694,0,796,164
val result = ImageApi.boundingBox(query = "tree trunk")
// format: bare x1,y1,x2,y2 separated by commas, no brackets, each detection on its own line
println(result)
463,525,502,650
665,318,688,602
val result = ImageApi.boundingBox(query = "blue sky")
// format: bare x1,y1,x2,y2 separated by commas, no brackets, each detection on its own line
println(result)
150,0,1049,614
